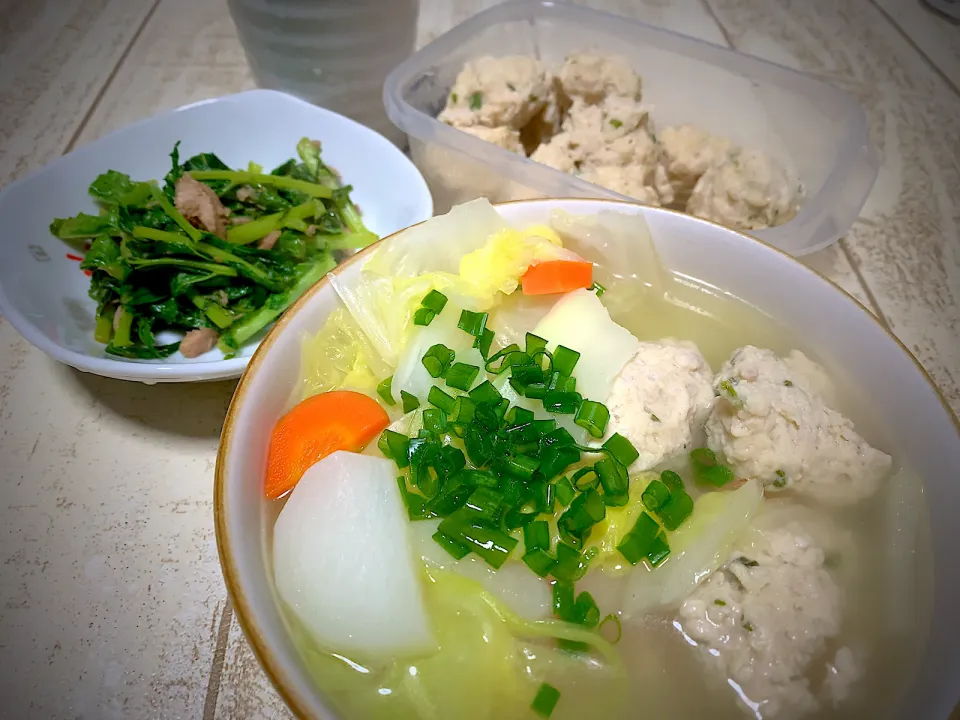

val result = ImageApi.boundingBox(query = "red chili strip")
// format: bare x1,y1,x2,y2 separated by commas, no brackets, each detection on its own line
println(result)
65,253,83,262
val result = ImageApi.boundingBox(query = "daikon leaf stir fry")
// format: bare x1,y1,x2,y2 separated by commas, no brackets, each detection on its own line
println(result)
50,138,376,359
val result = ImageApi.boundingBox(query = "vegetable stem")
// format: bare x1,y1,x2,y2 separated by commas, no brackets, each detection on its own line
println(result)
148,183,200,242
189,170,334,199
225,201,318,245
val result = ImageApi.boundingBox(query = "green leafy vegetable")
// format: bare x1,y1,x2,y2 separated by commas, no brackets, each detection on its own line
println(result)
51,138,376,359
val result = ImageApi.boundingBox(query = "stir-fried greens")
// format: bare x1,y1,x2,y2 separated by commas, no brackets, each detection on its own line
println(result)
49,138,377,359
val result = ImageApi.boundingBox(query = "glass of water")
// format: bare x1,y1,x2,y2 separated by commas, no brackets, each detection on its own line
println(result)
228,0,420,148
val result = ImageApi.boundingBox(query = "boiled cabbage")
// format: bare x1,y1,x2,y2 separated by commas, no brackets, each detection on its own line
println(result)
298,305,392,401
623,479,763,617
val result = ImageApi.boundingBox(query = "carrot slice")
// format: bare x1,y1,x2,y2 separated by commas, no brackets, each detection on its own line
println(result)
521,260,593,295
265,390,390,499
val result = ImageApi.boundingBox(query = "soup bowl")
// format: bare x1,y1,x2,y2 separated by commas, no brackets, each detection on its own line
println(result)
215,198,960,719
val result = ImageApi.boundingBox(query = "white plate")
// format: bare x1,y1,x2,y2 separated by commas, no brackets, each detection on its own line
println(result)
0,89,434,383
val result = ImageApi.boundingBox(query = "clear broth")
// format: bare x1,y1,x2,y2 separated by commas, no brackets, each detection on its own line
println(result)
263,272,932,720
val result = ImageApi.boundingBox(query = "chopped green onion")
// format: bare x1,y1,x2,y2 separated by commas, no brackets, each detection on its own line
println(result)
474,328,495,358
422,408,447,433
378,430,410,468
575,399,610,438
469,91,483,110
397,480,435,521
463,486,503,522
552,542,591,582
413,307,436,326
464,426,494,465
450,396,476,424
484,343,522,374
542,427,576,449
646,534,671,567
376,376,395,406
655,490,694,531
458,309,488,337
401,390,420,413
524,382,548,399
459,468,499,487
536,481,556,514
772,468,787,488
531,683,561,719
552,345,580,376
595,458,628,504
523,549,556,577
525,333,548,356
617,513,661,565
506,406,535,425
690,447,736,487
571,466,599,492
574,591,600,628
445,362,479,391
422,343,455,378
428,385,456,413
468,380,501,406
554,476,576,507
661,469,684,493
542,391,582,414
553,581,576,621
590,281,606,297
503,453,540,481
439,445,466,476
599,613,623,643
433,529,470,559
641,479,670,511
438,519,517,568
421,289,448,314
602,432,639,467
524,520,551,552
559,490,606,534
537,444,580,480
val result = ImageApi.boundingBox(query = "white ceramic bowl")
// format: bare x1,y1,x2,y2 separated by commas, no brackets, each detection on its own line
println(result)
215,199,960,720
0,89,433,384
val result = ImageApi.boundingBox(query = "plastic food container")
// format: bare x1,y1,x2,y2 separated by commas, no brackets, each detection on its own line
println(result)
384,0,879,256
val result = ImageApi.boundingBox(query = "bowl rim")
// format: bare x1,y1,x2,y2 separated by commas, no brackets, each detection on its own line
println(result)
214,197,960,720
0,88,434,384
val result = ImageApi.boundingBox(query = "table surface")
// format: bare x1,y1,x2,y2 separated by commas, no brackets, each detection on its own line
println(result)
1,0,958,718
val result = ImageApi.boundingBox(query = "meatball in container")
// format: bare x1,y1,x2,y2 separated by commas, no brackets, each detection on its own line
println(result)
383,0,878,256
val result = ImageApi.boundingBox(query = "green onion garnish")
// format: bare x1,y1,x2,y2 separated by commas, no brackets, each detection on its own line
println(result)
660,469,684,493
690,447,735,487
376,375,395,406
522,549,556,577
574,590,600,628
422,343,455,378
474,327,495,358
523,520,550,552
450,396,476,424
655,490,694,531
525,333,548,356
468,380,501,406
554,476,576,507
397,477,434,520
542,391,582,414
437,518,517,568
559,489,606,534
617,513,661,565
445,362,479,391
646,534,671,567
590,281,606,297
602,432,639,467
378,430,410,467
598,613,623,643
552,345,580,376
595,458,628,504
641,479,670,511
401,390,420,413
458,309,488,337
427,385,456,413
422,408,447,433
553,581,576,620
413,307,436,326
421,289,448,314
574,399,609,438
432,529,470,559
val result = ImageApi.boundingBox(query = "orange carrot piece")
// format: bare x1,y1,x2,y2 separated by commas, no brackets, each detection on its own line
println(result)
265,390,390,499
521,260,593,295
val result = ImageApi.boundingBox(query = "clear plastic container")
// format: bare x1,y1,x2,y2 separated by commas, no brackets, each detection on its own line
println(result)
383,0,879,256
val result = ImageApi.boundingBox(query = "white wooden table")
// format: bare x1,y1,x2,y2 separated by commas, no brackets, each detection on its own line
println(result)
1,0,958,717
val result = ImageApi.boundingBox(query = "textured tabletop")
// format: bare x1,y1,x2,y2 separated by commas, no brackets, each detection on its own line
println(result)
1,0,958,717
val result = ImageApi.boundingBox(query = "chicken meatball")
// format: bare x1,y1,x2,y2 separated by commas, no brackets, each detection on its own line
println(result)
687,150,801,231
438,56,553,130
704,346,892,504
677,520,855,720
558,52,643,103
605,341,715,472
658,124,733,207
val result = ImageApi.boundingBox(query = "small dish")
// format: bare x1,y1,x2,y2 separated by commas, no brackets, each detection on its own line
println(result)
0,89,433,383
